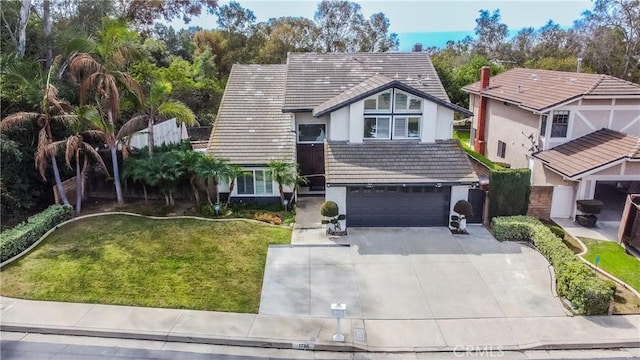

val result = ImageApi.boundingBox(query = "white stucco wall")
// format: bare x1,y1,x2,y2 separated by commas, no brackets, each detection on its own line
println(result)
421,100,438,143
349,100,365,143
325,186,347,229
449,185,470,226
329,107,349,141
436,106,454,140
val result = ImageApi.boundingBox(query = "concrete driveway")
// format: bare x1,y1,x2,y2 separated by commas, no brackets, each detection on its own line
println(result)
259,226,567,320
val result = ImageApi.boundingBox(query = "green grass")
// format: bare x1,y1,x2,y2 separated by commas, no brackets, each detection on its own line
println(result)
581,237,640,292
452,129,504,171
0,214,291,312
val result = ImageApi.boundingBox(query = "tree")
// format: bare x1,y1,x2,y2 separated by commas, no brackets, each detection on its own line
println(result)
581,0,640,80
357,13,399,52
257,17,317,63
117,0,218,29
314,0,365,52
118,81,195,156
213,1,256,37
474,9,508,58
142,152,183,205
224,164,244,206
267,160,299,207
174,149,205,205
122,157,150,204
45,105,109,214
195,154,229,205
1,60,71,206
70,19,144,205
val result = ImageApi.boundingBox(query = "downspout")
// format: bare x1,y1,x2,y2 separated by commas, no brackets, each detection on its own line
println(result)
474,66,491,155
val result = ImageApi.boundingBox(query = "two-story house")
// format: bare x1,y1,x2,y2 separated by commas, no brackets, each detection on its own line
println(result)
208,53,479,229
463,67,640,220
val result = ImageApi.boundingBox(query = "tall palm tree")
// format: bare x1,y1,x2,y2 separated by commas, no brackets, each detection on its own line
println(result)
1,60,71,205
267,159,300,207
225,164,245,207
69,19,144,205
118,81,196,156
38,105,109,214
195,155,229,205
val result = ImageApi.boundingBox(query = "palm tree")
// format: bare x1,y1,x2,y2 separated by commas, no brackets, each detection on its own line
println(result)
195,155,229,205
38,105,109,214
123,158,150,204
173,149,205,205
118,81,196,156
69,19,144,205
144,152,183,206
225,164,245,207
267,159,300,207
1,60,71,205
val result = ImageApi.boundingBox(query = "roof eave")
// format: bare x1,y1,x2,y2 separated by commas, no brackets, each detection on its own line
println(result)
326,180,479,187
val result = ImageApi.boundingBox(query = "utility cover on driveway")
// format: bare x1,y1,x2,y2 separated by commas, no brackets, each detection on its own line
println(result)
259,227,567,320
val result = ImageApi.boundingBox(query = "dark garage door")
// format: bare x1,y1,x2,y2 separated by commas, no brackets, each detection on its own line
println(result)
347,186,451,227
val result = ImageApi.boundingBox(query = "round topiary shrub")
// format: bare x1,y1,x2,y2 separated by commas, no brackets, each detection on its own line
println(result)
320,201,339,218
453,200,473,218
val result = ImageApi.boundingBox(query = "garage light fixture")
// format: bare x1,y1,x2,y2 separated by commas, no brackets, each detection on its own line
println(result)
436,183,442,188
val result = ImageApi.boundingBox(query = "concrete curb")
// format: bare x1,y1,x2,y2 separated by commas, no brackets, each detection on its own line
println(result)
2,323,638,353
1,212,291,269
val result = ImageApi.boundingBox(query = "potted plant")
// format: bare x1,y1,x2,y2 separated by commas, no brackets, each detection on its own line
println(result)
576,199,603,227
320,200,346,235
452,199,473,232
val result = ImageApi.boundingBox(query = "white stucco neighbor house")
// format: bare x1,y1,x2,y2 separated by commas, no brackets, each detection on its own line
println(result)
207,52,481,229
463,67,640,222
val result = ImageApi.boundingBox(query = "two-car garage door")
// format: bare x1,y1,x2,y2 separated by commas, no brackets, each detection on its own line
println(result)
347,186,451,227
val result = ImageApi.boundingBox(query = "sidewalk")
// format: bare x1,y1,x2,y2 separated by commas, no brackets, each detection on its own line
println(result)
2,296,639,352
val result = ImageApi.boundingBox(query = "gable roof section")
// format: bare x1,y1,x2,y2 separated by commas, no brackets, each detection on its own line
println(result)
532,128,640,179
325,140,478,185
313,74,473,117
284,52,450,112
207,64,295,164
462,68,640,112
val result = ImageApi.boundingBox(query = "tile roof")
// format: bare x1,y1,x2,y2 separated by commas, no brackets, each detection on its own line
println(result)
325,140,479,185
533,129,640,178
207,64,295,164
284,52,449,111
313,74,472,117
463,68,640,112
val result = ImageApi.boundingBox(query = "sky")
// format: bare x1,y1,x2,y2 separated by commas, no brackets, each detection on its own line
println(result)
169,0,594,50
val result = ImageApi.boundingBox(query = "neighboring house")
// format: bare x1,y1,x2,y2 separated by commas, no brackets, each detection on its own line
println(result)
208,53,479,228
186,126,213,153
463,67,640,220
126,118,188,149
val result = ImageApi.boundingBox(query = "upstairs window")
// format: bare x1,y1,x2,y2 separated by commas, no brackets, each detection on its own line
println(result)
497,140,506,158
298,124,326,143
364,116,391,139
393,116,421,138
550,111,569,138
394,90,422,112
364,91,391,112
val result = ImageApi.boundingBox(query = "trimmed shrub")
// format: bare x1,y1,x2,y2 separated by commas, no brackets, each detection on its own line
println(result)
488,169,531,219
492,215,614,315
453,200,473,217
320,201,339,218
0,205,73,262
576,199,604,214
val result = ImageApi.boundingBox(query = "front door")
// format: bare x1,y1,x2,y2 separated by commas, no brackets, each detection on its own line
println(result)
297,144,325,191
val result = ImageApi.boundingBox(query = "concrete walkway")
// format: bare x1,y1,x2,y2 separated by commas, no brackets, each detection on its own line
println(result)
553,217,620,242
292,196,346,245
1,296,639,352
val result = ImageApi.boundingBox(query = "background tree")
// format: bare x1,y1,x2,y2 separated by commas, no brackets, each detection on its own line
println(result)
474,9,509,58
357,12,399,52
314,0,364,52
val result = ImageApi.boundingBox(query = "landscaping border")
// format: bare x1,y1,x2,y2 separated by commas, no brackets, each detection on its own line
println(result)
0,212,291,268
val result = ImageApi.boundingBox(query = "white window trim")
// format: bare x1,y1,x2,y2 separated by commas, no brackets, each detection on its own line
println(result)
392,116,421,139
364,116,392,139
550,110,570,139
234,169,275,197
363,90,392,113
393,89,423,113
297,123,326,144
362,88,424,140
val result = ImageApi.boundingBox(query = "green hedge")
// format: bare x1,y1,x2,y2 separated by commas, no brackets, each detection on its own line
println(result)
488,169,531,219
492,216,615,315
0,205,73,263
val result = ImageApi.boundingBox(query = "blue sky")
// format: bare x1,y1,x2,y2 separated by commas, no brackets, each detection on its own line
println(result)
169,0,593,50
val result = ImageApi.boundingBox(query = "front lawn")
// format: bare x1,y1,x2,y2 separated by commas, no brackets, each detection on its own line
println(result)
581,237,640,292
453,129,504,170
0,214,291,312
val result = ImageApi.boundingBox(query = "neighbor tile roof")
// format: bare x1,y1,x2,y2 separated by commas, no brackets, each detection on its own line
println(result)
207,65,295,164
533,129,640,178
463,68,640,112
284,52,449,111
325,140,479,185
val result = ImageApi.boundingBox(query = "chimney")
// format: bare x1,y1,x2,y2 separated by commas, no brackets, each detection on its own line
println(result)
474,66,491,155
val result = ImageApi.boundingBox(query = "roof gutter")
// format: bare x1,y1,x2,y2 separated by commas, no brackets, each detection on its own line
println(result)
326,180,479,187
